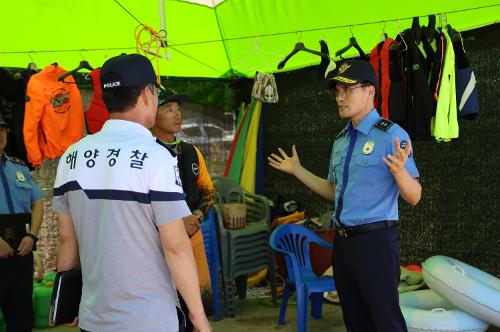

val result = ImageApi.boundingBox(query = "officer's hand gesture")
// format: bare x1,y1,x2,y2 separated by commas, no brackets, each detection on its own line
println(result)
268,145,301,176
383,137,412,175
16,236,35,256
0,237,14,259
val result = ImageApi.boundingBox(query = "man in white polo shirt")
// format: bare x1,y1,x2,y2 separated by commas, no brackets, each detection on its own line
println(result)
53,54,211,332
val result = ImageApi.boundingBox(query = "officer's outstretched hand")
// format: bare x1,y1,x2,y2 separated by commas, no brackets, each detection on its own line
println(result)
17,236,35,256
383,137,411,175
268,145,301,176
0,237,14,259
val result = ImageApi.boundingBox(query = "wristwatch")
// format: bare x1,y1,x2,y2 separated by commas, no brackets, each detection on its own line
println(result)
25,233,39,244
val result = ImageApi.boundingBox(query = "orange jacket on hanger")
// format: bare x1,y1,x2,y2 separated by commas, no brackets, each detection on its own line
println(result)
24,64,84,166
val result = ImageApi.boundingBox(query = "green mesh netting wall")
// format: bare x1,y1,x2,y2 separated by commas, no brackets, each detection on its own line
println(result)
261,24,499,275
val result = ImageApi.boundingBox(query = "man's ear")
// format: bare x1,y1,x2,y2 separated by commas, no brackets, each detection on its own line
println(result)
141,86,154,107
369,85,376,96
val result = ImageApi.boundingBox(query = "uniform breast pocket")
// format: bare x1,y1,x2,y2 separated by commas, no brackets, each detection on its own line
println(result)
354,155,380,167
14,181,33,206
353,155,382,200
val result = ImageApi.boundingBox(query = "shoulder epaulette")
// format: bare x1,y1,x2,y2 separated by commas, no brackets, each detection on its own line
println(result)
8,156,26,165
335,129,346,140
155,138,177,158
374,118,394,132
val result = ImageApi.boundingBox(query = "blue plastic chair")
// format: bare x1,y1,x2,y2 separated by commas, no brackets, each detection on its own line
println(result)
269,224,336,332
200,208,223,320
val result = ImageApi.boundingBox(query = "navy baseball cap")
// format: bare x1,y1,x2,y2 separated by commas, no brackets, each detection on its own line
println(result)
158,88,189,107
0,113,9,128
100,54,164,91
326,60,376,89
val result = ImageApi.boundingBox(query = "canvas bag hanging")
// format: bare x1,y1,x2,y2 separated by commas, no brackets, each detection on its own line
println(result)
251,72,278,103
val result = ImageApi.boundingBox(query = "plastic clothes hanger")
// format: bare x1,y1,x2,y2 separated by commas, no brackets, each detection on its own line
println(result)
426,15,436,43
412,17,422,44
58,60,94,82
335,27,367,60
277,42,332,70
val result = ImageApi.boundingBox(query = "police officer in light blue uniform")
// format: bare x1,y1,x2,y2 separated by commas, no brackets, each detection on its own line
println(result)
328,108,419,227
268,60,421,332
0,114,45,332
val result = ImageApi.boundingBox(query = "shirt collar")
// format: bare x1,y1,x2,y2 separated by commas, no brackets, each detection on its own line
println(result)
350,108,380,136
101,119,153,138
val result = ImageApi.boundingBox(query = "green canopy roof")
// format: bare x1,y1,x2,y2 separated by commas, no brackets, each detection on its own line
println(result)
1,0,498,78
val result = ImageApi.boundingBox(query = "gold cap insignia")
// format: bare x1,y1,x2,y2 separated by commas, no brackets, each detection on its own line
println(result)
338,63,351,74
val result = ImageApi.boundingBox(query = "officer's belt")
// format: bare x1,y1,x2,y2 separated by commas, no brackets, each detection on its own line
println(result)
335,220,396,238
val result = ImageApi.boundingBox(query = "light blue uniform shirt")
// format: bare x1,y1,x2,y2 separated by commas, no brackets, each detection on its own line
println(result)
327,109,419,227
0,153,44,214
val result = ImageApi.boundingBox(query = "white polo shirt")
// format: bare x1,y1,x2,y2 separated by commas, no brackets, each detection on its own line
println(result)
53,119,191,332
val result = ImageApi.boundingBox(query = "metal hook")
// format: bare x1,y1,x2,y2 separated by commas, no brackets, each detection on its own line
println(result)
79,49,87,60
380,22,388,41
439,12,448,28
254,36,261,51
296,31,303,41
28,51,35,63
349,25,354,37
321,28,327,40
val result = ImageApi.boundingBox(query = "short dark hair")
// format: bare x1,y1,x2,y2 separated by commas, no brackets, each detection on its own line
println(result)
101,83,155,113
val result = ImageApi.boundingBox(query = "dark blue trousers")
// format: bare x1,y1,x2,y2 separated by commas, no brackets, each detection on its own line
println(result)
0,253,34,332
332,226,407,332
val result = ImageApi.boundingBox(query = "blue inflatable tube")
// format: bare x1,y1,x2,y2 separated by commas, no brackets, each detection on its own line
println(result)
422,255,500,326
400,289,488,332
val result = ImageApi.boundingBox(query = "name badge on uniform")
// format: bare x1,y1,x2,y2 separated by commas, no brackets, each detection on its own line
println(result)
174,165,182,187
362,140,374,155
16,171,25,182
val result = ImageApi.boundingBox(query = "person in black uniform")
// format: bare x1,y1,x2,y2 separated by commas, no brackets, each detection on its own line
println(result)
0,114,45,332
151,89,216,332
151,89,215,237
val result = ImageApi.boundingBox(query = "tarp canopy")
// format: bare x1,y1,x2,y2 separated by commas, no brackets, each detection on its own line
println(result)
1,0,499,78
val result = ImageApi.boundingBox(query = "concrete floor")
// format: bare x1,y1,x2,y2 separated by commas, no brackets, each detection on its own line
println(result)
33,297,347,332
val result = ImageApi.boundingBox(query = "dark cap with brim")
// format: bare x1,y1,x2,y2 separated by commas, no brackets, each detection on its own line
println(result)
0,113,9,128
100,53,164,91
326,60,376,89
158,89,190,107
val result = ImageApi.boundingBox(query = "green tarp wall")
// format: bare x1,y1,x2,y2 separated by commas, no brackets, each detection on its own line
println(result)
1,1,499,77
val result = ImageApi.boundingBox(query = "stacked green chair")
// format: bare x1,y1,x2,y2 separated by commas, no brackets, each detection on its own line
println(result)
213,176,278,317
